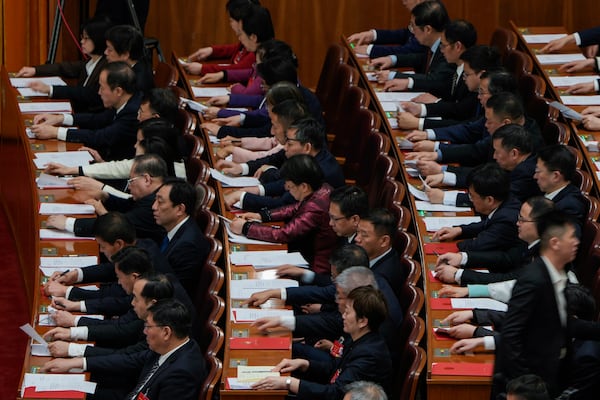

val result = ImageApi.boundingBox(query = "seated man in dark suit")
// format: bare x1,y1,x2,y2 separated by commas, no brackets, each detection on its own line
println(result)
396,20,482,130
371,1,455,98
435,197,555,288
44,212,171,315
46,154,167,245
347,0,428,58
42,299,206,400
534,144,586,234
225,117,345,211
152,178,210,298
31,61,142,161
137,88,179,125
433,163,522,252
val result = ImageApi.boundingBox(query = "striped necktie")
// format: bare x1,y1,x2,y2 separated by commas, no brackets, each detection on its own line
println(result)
127,360,159,400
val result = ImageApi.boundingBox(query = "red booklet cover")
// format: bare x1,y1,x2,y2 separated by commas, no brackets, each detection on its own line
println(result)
230,337,291,350
431,362,494,376
424,242,458,255
22,387,85,399
430,298,453,310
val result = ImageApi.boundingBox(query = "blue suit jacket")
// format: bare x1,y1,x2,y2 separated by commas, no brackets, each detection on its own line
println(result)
369,28,428,58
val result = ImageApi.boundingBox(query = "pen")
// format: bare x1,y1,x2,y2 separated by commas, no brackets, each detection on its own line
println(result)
59,269,70,277
217,215,232,224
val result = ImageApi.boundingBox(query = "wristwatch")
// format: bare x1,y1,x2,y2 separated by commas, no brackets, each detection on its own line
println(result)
285,377,292,391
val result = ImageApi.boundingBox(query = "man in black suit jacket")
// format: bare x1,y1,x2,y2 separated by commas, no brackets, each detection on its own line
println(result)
153,178,210,298
42,299,206,400
434,163,521,252
535,145,586,234
434,196,555,287
372,1,455,98
46,154,167,245
31,61,142,161
397,22,488,130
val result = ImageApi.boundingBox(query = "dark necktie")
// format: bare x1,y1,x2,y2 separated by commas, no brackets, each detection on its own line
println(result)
160,236,169,253
127,360,159,400
451,70,459,96
425,49,433,74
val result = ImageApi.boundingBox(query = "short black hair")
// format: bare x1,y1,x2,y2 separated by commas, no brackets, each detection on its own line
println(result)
329,244,369,274
82,16,112,55
138,118,180,151
102,61,137,94
279,154,324,191
330,185,369,218
265,82,305,108
361,208,397,238
226,0,260,20
506,374,550,400
484,70,518,95
143,88,179,125
139,136,179,177
257,39,298,68
112,246,155,276
140,273,175,301
257,57,298,86
524,196,555,221
147,299,192,339
412,0,450,32
106,25,145,61
93,212,136,244
240,5,274,43
271,99,308,130
467,162,510,201
536,210,577,252
347,286,388,332
492,124,533,154
290,117,326,152
485,92,524,121
537,145,576,182
132,153,168,179
161,177,197,217
460,45,502,73
444,19,477,48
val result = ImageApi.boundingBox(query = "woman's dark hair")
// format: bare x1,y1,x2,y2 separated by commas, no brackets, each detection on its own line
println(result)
106,24,145,61
239,5,274,43
139,136,179,177
226,0,260,21
347,286,388,332
82,16,113,55
280,154,324,192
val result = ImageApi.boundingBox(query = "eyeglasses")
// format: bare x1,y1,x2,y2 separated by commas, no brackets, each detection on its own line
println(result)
517,215,536,223
285,136,302,144
125,175,145,191
329,214,348,222
439,41,454,50
477,89,490,95
463,71,476,78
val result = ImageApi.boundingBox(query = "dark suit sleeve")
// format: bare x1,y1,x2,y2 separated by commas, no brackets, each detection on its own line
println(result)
473,308,507,328
374,28,411,44
578,27,600,47
242,192,296,212
461,268,523,285
439,136,492,166
216,122,271,139
433,117,485,144
286,285,336,305
295,311,342,340
84,294,132,316
52,85,103,111
86,347,149,374
463,243,528,273
458,217,517,252
73,217,97,237
84,339,147,357
80,262,116,283
425,91,478,121
246,150,287,178
34,60,85,78
86,318,144,348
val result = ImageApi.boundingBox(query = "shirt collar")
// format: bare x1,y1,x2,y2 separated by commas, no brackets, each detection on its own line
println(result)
541,255,568,284
369,247,392,268
545,184,568,200
430,38,441,53
158,338,190,366
167,216,190,241
528,239,540,249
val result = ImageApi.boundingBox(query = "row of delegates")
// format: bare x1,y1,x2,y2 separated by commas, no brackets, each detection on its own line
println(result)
183,0,260,75
347,0,428,58
246,248,403,368
214,81,304,163
196,4,274,96
16,16,111,113
397,23,494,130
30,62,141,162
251,286,393,400
229,154,337,275
223,117,345,212
44,213,172,316
47,118,185,200
371,1,455,98
42,298,207,400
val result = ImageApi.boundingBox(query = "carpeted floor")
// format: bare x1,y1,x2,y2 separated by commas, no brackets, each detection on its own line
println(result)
0,206,30,398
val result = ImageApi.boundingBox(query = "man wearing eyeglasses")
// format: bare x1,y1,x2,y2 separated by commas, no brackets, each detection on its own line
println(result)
46,154,167,245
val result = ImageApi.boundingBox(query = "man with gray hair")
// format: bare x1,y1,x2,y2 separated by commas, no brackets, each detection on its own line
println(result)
344,381,388,400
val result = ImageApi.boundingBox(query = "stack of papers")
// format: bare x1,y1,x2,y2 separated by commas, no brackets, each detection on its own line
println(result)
560,95,600,106
36,173,73,189
33,151,93,169
522,34,566,44
423,216,481,231
39,203,95,215
210,169,260,187
408,183,429,201
18,88,50,97
19,102,72,113
231,308,294,323
376,92,425,102
229,250,308,268
39,229,94,240
548,101,583,121
415,201,471,212
10,76,67,87
230,279,298,299
549,75,600,87
21,373,96,398
536,53,586,65
191,87,229,97
39,256,97,276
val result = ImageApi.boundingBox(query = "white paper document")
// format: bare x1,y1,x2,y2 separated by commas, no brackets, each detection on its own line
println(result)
451,298,508,312
380,101,399,112
549,101,583,121
40,256,97,268
230,279,298,299
210,168,260,187
522,34,567,44
22,373,96,395
423,216,481,232
560,95,600,106
415,201,471,212
20,323,48,345
397,137,413,149
19,101,72,113
180,97,208,112
388,118,399,129
229,250,308,267
227,378,253,390
34,150,93,167
231,307,294,322
536,53,586,65
11,76,67,87
192,87,229,98
39,203,95,215
18,87,50,97
31,343,51,356
408,183,429,201
376,92,425,102
549,75,600,87
237,366,280,382
39,313,104,326
40,228,94,240
36,173,73,189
